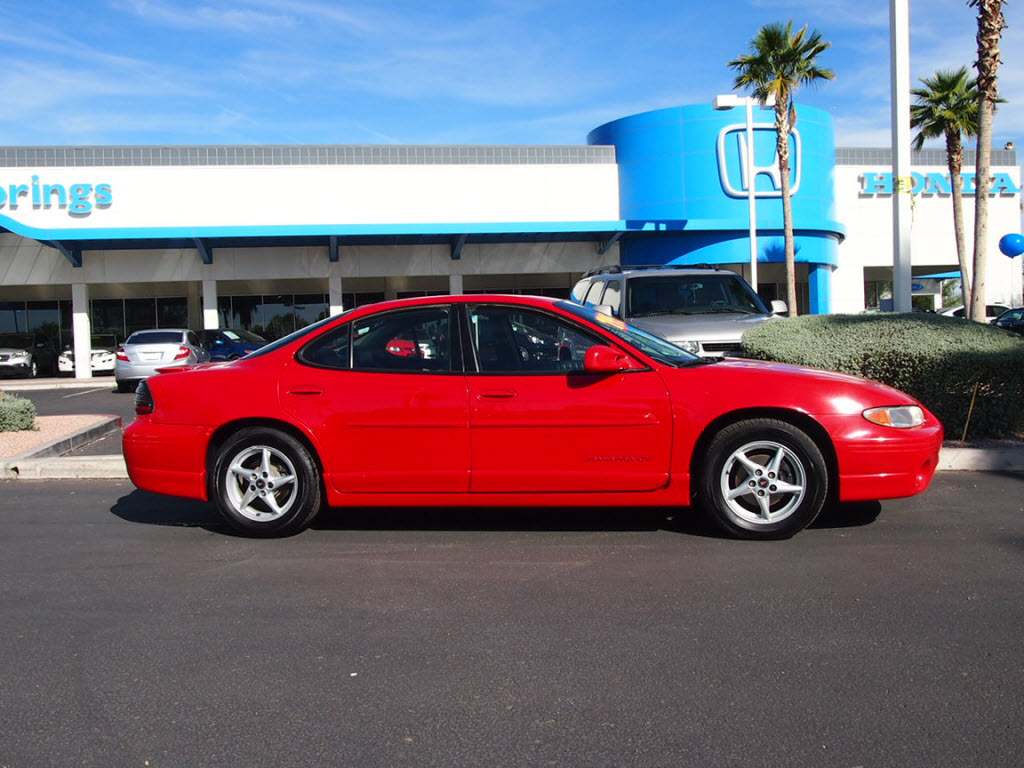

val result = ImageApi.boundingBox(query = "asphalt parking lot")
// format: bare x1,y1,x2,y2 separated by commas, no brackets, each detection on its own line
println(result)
1,457,1023,766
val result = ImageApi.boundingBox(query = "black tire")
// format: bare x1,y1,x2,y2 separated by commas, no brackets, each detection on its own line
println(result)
212,427,323,537
699,418,828,540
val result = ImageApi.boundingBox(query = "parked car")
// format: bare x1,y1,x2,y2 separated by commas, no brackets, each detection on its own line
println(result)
58,334,120,375
569,265,786,357
938,304,1010,323
0,333,58,378
197,328,268,361
992,307,1024,336
123,295,943,540
115,329,210,393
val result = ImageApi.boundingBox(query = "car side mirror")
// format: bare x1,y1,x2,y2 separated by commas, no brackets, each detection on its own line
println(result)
584,344,645,373
770,300,788,316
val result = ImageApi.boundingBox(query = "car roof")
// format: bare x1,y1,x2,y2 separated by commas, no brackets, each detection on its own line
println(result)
582,264,728,279
347,294,565,313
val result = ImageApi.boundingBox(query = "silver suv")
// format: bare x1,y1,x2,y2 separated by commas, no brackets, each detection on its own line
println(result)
569,265,786,357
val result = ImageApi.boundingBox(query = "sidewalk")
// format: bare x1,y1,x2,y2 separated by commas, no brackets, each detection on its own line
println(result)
3,378,1024,479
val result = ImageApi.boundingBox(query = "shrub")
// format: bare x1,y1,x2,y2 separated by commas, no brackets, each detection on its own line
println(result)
0,391,38,432
741,312,1024,440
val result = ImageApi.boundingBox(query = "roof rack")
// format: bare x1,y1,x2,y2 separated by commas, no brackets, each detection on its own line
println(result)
583,263,721,278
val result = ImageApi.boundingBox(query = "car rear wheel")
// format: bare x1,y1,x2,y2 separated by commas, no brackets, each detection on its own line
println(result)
212,427,323,537
699,419,828,540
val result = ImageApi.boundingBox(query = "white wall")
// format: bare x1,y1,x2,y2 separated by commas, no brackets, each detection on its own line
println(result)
833,164,1023,312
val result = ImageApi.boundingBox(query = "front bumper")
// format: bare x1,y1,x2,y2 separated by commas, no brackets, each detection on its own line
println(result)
824,415,944,501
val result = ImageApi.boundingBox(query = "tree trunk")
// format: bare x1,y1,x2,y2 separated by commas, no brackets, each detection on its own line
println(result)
946,134,971,303
970,0,1005,322
776,100,798,315
971,98,993,322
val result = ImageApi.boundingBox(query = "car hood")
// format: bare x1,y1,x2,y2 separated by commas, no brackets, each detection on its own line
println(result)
628,312,774,343
667,357,923,412
0,345,28,354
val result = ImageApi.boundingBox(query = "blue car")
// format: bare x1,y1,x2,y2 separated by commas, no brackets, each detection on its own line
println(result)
198,329,268,361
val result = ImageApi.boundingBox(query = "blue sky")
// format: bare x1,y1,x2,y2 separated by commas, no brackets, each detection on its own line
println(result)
2,0,1022,150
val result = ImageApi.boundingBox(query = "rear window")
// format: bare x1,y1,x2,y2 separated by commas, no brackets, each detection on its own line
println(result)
126,331,183,345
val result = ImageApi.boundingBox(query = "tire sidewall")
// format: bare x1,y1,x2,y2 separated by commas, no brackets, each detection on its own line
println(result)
213,428,322,537
701,419,828,540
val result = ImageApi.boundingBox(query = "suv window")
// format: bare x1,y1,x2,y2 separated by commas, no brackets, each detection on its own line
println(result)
583,281,606,308
602,280,622,317
627,274,766,317
570,280,591,303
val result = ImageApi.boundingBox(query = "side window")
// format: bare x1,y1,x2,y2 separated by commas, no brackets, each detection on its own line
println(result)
467,305,603,374
352,308,451,372
583,281,606,308
602,280,622,317
298,308,451,372
187,331,201,348
298,323,352,370
570,280,591,303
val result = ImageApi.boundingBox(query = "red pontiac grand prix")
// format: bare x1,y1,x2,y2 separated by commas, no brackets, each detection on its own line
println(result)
122,295,943,539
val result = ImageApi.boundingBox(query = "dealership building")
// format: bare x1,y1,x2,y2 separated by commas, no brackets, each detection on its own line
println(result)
1,103,1021,378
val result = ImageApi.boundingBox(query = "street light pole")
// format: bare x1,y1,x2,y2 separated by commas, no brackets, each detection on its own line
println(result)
715,94,773,292
744,97,758,291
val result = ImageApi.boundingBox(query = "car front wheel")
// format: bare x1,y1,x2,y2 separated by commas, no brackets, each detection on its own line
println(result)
699,418,828,540
212,427,323,537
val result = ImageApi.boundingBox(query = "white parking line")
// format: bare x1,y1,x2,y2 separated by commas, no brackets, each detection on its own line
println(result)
62,387,112,398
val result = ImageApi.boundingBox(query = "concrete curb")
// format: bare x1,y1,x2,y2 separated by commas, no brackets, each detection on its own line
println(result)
1,377,118,392
937,446,1024,472
2,416,127,479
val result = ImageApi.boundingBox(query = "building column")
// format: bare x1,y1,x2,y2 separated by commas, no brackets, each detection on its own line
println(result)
808,264,833,315
72,282,92,379
202,279,219,329
449,274,463,295
329,274,344,316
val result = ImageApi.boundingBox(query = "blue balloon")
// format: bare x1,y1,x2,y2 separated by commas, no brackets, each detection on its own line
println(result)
999,233,1024,257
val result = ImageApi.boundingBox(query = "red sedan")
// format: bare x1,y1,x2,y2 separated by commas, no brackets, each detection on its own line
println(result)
122,295,943,539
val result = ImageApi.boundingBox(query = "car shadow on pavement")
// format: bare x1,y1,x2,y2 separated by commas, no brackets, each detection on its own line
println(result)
111,490,882,539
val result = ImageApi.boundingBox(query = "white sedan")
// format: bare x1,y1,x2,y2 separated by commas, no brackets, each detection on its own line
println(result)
58,334,120,375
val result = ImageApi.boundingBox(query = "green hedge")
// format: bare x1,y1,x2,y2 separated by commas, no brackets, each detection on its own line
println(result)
741,312,1024,440
0,391,38,432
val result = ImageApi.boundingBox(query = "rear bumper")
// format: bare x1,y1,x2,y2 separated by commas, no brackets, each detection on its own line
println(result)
122,420,213,500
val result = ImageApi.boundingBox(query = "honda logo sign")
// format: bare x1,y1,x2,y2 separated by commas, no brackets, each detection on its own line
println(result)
716,124,801,198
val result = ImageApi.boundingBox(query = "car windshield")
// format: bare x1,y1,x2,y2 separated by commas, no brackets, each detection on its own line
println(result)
556,301,703,367
126,331,183,345
221,329,267,343
0,334,33,348
626,274,768,317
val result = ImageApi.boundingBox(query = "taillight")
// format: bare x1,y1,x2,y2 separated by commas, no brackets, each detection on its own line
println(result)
134,380,155,415
116,348,129,362
173,346,190,361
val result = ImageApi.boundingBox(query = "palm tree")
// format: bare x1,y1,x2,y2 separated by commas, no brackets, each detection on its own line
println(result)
968,0,1007,322
911,67,979,303
728,21,834,316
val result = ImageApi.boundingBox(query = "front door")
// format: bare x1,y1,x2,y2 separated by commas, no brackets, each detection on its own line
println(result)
463,305,672,493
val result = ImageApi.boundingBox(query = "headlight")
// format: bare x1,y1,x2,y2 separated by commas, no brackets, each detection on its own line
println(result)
8,351,29,362
674,340,700,354
863,405,925,428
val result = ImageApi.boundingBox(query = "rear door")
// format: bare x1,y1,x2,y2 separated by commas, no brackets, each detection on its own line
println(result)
463,304,672,493
280,306,471,494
